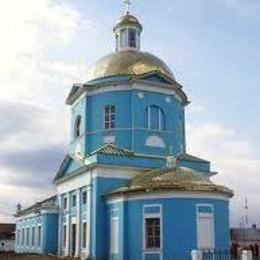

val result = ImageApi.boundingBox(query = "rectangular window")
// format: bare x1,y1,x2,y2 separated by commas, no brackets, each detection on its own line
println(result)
17,229,20,246
82,222,87,248
38,226,42,247
63,197,67,210
26,228,30,246
22,228,25,246
72,194,77,207
129,29,136,48
143,205,162,251
63,225,67,248
145,218,161,249
32,226,35,247
82,191,87,205
104,105,116,130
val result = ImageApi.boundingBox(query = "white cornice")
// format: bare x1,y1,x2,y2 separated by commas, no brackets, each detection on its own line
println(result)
107,191,230,204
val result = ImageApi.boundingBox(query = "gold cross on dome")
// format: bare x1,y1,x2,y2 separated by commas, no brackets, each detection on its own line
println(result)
124,0,131,14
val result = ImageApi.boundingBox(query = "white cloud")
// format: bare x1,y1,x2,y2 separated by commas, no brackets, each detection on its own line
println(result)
0,0,92,222
187,121,260,227
0,0,90,104
0,182,55,223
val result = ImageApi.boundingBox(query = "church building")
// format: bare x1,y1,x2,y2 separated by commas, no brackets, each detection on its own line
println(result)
15,2,233,260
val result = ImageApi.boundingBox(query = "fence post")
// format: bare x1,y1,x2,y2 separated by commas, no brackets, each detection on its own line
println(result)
242,250,252,260
191,250,202,260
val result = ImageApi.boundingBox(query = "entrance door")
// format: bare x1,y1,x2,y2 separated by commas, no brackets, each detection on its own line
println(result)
71,224,77,256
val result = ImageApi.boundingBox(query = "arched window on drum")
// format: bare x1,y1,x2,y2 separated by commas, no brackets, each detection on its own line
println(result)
147,105,166,131
74,115,81,139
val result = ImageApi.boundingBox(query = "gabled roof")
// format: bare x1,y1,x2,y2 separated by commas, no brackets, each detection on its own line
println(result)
54,154,73,181
15,196,58,217
108,167,233,197
91,143,134,157
54,144,135,182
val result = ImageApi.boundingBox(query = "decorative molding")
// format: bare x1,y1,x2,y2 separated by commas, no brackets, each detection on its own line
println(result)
107,191,230,204
145,136,166,148
103,136,116,144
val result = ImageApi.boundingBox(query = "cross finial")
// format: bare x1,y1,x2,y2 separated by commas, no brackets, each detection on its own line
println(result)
124,0,131,14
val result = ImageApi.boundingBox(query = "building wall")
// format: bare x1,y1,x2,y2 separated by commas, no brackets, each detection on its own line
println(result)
0,240,15,252
56,165,140,259
69,87,186,157
108,196,230,260
15,213,58,255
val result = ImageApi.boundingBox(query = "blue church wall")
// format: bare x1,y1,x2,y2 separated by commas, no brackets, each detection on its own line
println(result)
44,214,59,254
108,197,229,260
15,213,58,255
69,89,186,157
178,159,210,172
70,95,87,155
85,91,132,154
132,89,185,155
96,154,165,169
91,176,130,260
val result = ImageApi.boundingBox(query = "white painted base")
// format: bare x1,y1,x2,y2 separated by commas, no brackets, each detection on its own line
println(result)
0,240,15,252
191,250,202,260
242,250,252,260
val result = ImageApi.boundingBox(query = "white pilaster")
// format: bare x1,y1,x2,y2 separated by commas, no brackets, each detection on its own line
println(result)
74,189,81,257
86,186,92,257
65,195,70,257
57,195,62,256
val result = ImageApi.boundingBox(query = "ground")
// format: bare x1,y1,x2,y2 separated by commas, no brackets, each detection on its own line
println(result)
0,253,59,260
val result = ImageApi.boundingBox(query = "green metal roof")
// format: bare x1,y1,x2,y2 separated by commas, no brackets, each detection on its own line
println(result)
108,167,233,197
91,143,134,156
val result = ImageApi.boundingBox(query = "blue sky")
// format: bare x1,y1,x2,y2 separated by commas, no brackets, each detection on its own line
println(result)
0,0,259,226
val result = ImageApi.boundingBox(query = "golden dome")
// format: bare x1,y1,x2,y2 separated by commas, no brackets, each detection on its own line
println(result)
113,14,143,32
85,50,175,82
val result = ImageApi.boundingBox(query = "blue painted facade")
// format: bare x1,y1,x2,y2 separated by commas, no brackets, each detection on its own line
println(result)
15,213,58,255
107,198,230,260
69,89,186,157
15,7,233,260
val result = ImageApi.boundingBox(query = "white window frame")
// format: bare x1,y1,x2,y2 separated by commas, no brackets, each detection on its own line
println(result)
104,105,116,130
196,204,215,250
143,204,163,252
110,209,119,255
147,106,165,131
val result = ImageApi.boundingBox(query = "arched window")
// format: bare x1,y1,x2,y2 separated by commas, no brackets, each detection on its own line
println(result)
147,105,166,131
74,116,81,138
